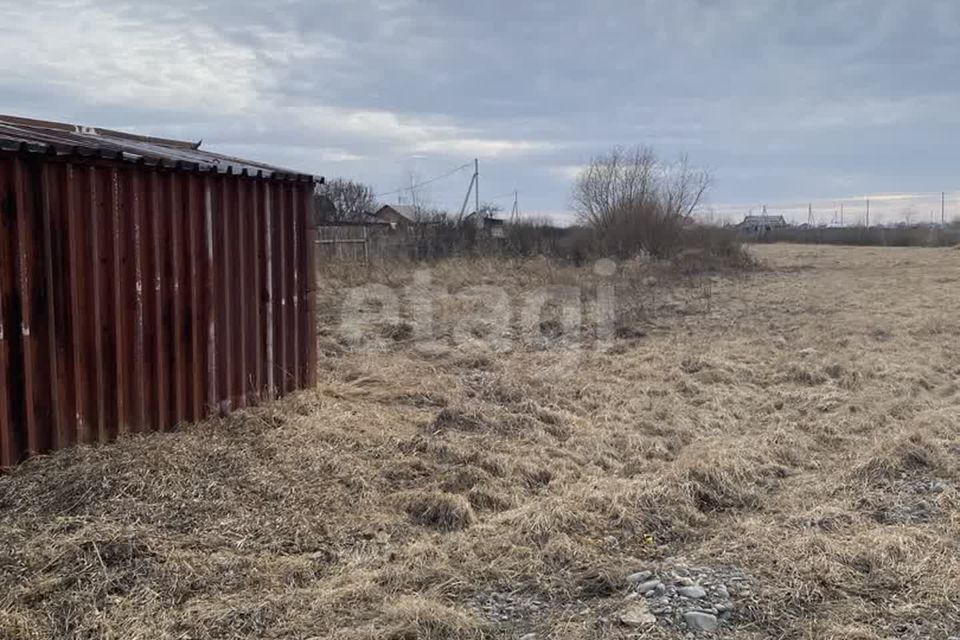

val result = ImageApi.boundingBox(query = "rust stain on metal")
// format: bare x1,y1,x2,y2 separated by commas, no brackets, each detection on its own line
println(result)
131,170,148,431
186,174,203,422
0,115,319,468
203,177,216,416
13,157,41,455
264,181,275,399
169,171,187,425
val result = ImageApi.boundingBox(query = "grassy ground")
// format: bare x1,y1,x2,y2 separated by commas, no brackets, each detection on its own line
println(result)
1,245,959,639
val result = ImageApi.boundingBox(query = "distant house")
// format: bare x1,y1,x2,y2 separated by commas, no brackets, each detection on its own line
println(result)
374,204,417,228
736,214,787,234
464,211,506,238
360,212,392,225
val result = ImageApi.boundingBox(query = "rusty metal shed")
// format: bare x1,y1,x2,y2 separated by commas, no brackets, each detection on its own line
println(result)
0,115,320,467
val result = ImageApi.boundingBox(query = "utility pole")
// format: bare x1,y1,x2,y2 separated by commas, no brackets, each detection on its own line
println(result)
458,160,482,219
840,202,844,226
808,203,813,225
458,172,477,219
511,190,519,222
942,191,946,225
866,198,870,227
474,158,480,216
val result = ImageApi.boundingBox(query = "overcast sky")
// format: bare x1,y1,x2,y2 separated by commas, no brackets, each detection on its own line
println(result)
2,0,959,224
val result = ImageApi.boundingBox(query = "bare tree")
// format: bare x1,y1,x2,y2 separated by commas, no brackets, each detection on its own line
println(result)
398,173,464,225
316,178,377,222
571,145,711,257
406,172,431,222
659,153,711,219
572,146,659,231
475,202,502,219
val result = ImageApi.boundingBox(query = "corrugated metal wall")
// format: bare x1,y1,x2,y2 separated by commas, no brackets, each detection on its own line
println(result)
0,152,317,467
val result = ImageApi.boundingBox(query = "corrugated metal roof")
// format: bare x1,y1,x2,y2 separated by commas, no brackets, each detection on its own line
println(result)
0,114,318,182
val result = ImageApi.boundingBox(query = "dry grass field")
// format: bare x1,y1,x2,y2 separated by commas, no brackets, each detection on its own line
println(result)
1,244,959,639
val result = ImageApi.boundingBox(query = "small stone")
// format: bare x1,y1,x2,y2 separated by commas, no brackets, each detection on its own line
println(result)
636,579,661,594
715,602,733,613
684,611,719,632
715,585,729,599
620,601,657,627
627,570,653,584
678,586,707,599
676,576,695,587
520,635,537,640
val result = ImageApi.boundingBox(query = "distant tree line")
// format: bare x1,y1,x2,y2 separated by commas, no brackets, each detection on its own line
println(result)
312,144,751,270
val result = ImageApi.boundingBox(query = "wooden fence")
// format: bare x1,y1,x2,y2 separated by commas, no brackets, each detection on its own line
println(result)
315,225,372,262
315,224,507,264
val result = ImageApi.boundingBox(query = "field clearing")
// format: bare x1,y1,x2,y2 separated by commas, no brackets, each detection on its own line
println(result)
1,244,959,639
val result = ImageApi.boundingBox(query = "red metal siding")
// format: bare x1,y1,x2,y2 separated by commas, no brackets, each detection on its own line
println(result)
0,152,316,467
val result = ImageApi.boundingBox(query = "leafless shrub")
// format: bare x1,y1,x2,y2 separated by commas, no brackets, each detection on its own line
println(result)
675,225,756,272
572,145,710,258
316,178,377,222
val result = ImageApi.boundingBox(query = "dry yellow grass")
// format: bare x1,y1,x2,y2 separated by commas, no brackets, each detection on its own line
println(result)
1,244,959,639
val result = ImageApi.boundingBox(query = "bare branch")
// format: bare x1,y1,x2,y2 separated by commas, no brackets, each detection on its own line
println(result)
316,178,377,222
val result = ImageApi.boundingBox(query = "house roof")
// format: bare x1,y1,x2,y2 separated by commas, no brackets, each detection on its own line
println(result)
464,212,505,224
738,214,786,225
376,204,417,221
360,212,392,225
0,114,317,182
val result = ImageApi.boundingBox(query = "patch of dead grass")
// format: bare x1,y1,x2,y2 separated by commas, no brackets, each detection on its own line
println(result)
2,247,960,638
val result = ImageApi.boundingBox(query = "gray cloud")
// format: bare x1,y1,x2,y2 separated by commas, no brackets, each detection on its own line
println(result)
2,0,959,223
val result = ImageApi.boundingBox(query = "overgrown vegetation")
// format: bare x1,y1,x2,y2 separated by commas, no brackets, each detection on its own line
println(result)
755,224,960,247
316,146,751,272
572,145,710,259
3,246,959,639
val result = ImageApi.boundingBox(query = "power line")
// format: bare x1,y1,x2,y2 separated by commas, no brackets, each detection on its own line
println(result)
744,191,959,213
374,162,473,199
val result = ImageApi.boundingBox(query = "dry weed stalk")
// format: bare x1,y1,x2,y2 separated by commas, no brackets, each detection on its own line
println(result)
0,246,958,639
